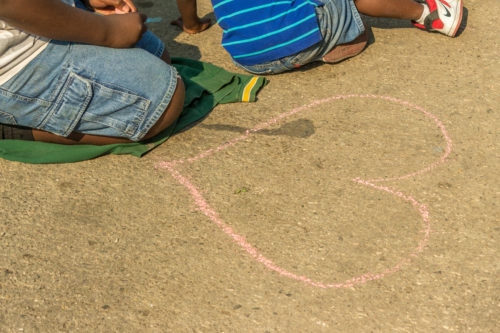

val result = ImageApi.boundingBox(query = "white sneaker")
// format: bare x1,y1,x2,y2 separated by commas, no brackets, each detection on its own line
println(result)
412,0,464,37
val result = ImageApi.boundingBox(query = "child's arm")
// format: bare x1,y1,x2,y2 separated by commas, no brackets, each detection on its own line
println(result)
0,0,146,48
171,0,210,34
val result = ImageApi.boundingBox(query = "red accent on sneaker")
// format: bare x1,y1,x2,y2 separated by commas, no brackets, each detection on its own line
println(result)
432,19,444,29
412,22,426,29
426,0,438,12
441,0,451,7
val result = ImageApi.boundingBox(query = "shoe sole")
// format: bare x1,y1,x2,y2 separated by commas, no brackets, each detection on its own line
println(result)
448,0,464,37
322,30,368,63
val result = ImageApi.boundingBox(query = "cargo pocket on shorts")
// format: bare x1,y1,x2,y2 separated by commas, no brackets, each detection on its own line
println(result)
77,80,150,139
40,71,92,137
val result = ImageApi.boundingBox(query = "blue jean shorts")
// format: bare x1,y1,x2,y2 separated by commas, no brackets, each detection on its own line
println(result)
0,0,178,141
234,0,365,75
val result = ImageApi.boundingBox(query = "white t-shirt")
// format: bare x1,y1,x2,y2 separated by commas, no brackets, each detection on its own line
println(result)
0,20,49,85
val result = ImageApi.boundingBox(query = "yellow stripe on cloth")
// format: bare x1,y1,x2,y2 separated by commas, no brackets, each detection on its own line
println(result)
242,76,259,102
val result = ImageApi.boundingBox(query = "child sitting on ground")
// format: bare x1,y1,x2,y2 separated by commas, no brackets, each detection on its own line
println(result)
176,0,463,74
0,0,184,145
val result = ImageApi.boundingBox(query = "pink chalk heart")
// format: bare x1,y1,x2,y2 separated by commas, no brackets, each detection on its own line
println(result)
156,95,452,288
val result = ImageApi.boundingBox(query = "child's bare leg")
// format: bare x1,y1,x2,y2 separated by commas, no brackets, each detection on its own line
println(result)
354,0,423,20
31,128,132,145
160,48,171,64
141,78,185,140
324,0,423,63
355,0,463,37
171,0,211,34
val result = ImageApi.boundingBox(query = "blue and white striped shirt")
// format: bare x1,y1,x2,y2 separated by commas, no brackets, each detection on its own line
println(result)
213,0,323,65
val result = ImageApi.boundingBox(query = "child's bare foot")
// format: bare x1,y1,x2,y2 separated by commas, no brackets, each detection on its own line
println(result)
170,17,211,34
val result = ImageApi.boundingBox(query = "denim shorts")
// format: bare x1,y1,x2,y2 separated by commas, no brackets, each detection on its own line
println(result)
0,0,178,141
234,0,365,75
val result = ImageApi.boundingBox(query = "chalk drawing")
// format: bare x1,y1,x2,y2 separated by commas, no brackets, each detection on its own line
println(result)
155,94,452,288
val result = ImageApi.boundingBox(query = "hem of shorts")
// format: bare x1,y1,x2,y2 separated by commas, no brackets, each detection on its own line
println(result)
348,0,365,35
316,0,365,63
152,41,165,58
130,67,178,141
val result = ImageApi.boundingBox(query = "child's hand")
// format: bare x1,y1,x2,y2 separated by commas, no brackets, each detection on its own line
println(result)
87,0,137,15
103,12,147,48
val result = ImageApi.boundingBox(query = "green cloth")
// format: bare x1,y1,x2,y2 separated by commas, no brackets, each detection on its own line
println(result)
0,58,266,164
